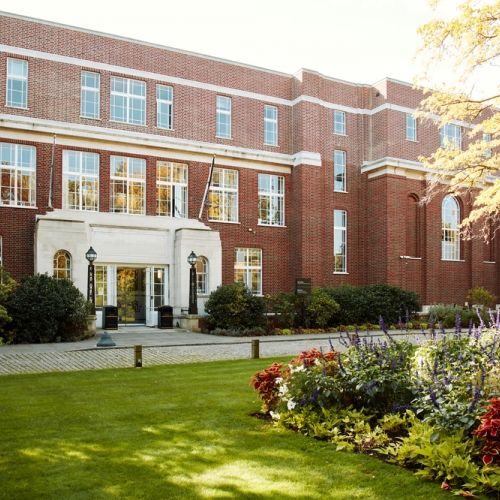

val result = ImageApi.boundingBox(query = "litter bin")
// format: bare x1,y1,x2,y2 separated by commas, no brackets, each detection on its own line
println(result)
103,305,118,330
158,305,174,329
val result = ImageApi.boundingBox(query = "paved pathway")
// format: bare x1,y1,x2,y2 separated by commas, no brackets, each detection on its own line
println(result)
0,327,422,376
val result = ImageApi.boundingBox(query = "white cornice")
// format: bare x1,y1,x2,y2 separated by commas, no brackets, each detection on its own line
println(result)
0,114,321,170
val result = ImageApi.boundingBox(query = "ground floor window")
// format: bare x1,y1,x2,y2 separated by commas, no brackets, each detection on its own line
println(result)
95,265,107,308
53,250,72,280
234,248,262,295
196,256,209,295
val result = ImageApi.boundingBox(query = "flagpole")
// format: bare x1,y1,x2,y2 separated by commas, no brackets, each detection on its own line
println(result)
198,155,215,220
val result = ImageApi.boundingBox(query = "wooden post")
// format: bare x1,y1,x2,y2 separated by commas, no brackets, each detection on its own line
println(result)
134,345,142,368
251,339,260,359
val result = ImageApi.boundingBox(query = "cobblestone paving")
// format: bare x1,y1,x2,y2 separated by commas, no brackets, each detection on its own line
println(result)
0,336,340,375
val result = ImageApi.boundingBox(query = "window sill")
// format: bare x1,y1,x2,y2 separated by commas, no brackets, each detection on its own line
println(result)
483,261,496,264
406,138,418,143
0,204,38,209
109,119,147,127
257,223,287,228
157,126,174,131
263,143,279,147
441,259,465,262
400,256,422,260
208,219,240,224
215,135,232,140
333,132,347,137
80,115,102,121
5,104,29,110
334,190,348,194
333,271,349,275
110,211,146,216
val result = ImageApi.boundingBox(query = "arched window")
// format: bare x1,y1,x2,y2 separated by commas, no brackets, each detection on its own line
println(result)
196,256,208,295
53,250,72,280
441,196,460,260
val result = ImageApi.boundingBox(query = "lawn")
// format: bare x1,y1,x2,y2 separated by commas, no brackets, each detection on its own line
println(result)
0,359,451,499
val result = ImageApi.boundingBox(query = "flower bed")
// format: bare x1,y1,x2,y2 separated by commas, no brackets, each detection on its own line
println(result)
251,319,500,497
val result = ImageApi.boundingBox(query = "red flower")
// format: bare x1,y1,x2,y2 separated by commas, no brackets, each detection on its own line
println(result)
474,397,500,466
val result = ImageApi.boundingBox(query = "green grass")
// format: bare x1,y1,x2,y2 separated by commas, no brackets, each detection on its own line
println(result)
0,359,451,499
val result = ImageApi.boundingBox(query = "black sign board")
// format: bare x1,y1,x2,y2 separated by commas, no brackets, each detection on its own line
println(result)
295,278,311,295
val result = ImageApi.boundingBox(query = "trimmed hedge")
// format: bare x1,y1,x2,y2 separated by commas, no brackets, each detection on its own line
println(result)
324,284,421,326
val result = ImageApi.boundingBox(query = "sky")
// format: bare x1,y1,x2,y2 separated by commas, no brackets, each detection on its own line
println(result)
0,0,459,86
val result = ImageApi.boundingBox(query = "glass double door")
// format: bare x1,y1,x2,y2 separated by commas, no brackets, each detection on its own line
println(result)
116,266,168,326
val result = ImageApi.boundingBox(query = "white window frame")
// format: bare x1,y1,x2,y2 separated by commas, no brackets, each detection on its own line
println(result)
440,123,462,149
0,235,3,268
196,256,209,295
334,150,347,192
234,248,262,295
95,265,108,308
258,174,284,226
110,156,146,215
333,110,346,135
63,150,99,211
156,161,188,218
264,105,278,146
216,95,232,138
80,71,100,119
53,250,72,280
441,195,461,261
406,113,417,141
208,167,238,222
156,85,173,130
6,58,28,109
110,76,146,125
334,210,347,273
0,142,36,207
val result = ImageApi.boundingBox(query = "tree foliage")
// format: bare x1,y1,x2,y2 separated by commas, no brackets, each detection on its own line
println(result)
416,0,500,238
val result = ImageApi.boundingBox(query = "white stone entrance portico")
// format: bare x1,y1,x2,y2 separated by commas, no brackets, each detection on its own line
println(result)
35,210,221,327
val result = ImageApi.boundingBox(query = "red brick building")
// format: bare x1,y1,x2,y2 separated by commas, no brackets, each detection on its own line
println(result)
0,12,498,326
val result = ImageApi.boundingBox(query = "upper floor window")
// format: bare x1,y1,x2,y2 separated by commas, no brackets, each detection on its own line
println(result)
156,161,187,218
6,58,28,109
156,85,173,130
483,133,492,158
406,114,417,141
264,105,278,145
234,248,262,295
196,256,209,295
334,209,347,273
110,77,146,125
208,167,238,222
110,156,146,214
63,150,99,211
258,174,284,226
334,150,347,192
80,71,100,119
441,195,460,260
333,110,346,135
440,123,461,149
53,250,72,280
216,96,231,138
0,142,36,207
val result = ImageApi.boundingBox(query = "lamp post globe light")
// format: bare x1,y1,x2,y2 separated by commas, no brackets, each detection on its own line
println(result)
85,246,97,315
187,251,198,315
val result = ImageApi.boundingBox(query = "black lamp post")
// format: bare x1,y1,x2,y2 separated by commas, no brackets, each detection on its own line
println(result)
187,251,198,315
85,246,97,315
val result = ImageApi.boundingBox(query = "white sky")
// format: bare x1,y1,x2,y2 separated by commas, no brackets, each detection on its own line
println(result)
0,0,459,86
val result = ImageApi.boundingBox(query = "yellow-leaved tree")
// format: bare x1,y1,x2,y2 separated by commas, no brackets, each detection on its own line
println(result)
416,0,500,238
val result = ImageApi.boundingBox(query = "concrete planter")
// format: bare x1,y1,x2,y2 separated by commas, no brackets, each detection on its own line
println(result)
86,314,97,337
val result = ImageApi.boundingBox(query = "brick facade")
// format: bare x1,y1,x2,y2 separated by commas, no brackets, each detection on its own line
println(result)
0,12,498,310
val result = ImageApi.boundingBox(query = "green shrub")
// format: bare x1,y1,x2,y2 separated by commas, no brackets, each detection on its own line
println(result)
467,286,496,309
205,282,265,330
208,327,267,337
305,289,340,328
271,292,299,327
428,304,485,328
6,274,90,343
326,284,421,325
0,267,17,342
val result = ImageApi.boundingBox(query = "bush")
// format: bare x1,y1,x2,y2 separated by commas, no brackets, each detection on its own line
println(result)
467,286,496,309
207,327,267,337
428,304,485,328
326,284,421,326
6,274,90,343
205,282,265,330
0,267,17,342
305,289,340,328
